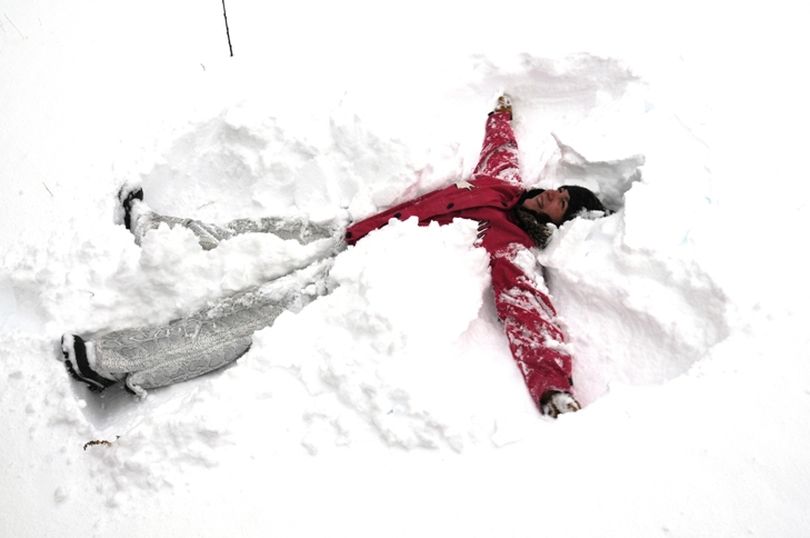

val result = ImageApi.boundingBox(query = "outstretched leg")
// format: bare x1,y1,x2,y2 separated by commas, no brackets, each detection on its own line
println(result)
120,186,338,250
471,95,521,184
61,259,334,396
123,334,253,397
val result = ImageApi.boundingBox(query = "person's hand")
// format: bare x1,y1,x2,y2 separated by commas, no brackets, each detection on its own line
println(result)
540,390,581,418
492,94,512,120
489,94,513,120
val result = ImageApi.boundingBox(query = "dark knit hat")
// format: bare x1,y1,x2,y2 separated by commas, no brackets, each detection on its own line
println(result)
560,185,607,222
511,186,609,248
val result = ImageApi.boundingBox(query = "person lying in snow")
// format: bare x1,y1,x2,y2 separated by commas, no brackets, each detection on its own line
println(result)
60,95,609,418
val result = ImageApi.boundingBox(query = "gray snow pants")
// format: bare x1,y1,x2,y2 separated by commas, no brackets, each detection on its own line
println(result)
130,206,339,250
84,208,342,396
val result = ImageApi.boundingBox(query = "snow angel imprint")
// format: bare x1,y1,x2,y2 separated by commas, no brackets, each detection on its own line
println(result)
60,95,610,418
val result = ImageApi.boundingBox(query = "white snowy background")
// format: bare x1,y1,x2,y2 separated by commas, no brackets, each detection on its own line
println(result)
1,1,809,536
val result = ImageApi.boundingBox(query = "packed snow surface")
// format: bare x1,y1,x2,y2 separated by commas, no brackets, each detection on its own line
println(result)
2,1,809,537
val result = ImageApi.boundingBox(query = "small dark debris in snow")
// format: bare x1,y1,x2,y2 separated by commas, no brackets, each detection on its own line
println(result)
83,435,120,451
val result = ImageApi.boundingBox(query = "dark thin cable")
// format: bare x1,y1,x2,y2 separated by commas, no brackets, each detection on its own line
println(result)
222,0,233,57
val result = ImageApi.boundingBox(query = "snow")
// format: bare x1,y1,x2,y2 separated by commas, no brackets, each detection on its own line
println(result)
2,1,810,537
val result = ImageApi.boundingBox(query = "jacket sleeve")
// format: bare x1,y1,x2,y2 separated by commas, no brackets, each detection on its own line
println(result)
471,111,521,184
490,245,574,405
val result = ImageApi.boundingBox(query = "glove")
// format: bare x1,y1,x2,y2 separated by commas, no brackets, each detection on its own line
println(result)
489,94,513,120
540,390,581,418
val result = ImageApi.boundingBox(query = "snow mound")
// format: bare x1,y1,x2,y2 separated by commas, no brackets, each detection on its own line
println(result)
541,213,729,401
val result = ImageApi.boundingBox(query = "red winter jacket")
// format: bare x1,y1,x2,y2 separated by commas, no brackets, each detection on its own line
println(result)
344,111,573,405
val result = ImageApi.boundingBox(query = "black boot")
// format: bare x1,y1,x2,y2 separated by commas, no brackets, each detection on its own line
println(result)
61,334,117,392
117,186,144,231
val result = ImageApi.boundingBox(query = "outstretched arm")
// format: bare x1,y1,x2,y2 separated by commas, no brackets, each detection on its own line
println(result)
471,96,521,183
489,245,578,414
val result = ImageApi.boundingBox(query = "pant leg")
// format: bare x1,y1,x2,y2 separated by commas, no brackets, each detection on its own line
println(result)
130,203,338,250
86,258,334,395
471,110,521,183
121,334,253,396
222,217,337,244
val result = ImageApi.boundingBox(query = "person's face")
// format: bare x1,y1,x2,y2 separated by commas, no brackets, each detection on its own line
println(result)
522,188,569,224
